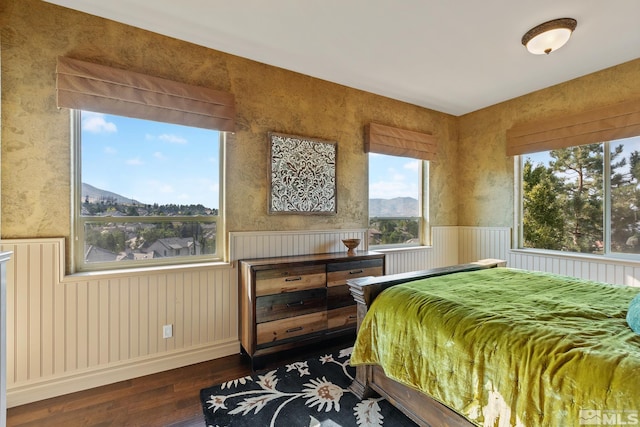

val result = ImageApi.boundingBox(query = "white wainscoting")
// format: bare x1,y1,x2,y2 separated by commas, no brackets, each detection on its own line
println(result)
458,226,512,264
2,229,463,406
377,226,459,274
455,227,640,286
1,238,238,407
229,229,367,261
509,250,640,287
6,226,637,406
230,227,462,275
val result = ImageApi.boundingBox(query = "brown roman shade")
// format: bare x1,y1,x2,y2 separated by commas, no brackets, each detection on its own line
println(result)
365,122,437,161
506,98,640,156
56,56,235,132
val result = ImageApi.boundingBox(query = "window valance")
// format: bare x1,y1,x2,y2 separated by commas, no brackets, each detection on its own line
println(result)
56,56,235,132
506,98,640,156
365,122,437,161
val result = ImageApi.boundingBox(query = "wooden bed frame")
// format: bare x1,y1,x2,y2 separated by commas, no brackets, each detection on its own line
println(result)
347,259,507,427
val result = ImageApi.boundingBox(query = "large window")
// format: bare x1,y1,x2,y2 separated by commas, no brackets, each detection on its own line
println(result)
73,111,224,271
368,153,424,248
521,135,640,257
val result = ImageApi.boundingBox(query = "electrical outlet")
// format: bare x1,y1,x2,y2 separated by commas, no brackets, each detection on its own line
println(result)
163,324,173,339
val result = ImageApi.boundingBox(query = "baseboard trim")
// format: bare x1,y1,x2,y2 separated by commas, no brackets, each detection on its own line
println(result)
7,339,240,408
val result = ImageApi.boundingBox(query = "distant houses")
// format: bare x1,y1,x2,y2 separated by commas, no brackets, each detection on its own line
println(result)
146,237,201,257
85,236,200,263
84,245,119,263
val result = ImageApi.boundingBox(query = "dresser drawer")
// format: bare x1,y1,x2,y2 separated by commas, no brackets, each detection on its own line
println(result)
326,259,383,287
257,311,327,345
240,252,384,367
327,305,357,330
256,288,327,323
327,285,355,309
256,265,326,296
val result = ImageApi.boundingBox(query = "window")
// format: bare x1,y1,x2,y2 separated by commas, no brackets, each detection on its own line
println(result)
56,56,234,272
368,153,424,248
520,135,640,257
73,111,224,271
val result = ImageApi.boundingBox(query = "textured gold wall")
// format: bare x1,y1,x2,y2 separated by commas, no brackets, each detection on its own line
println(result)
457,59,640,226
0,0,458,254
3,0,638,246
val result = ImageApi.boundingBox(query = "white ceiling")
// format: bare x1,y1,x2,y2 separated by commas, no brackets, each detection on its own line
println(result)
44,0,640,116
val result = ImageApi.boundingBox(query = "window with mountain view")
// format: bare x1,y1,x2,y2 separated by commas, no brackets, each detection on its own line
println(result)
368,153,423,248
74,111,223,271
521,135,640,257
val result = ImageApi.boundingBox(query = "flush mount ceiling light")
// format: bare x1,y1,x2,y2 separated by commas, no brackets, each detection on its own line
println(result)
522,18,577,55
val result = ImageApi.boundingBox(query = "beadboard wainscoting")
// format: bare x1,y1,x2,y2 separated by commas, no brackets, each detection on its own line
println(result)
230,227,460,274
458,226,512,264
509,250,640,287
1,238,239,407
6,226,638,407
230,228,457,274
377,226,460,274
229,230,367,261
457,227,640,286
1,228,463,406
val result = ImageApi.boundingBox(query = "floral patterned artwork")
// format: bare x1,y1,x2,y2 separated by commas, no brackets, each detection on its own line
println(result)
268,132,336,215
200,347,417,427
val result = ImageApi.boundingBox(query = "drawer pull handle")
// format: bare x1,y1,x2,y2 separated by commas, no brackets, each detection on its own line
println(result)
287,300,305,307
349,269,364,274
285,276,302,282
286,326,303,333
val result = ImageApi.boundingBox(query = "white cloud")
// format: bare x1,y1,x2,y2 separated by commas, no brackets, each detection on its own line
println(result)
158,184,174,193
403,159,420,171
159,134,187,144
370,165,419,199
104,146,117,155
126,158,144,166
153,151,166,160
369,154,421,200
390,171,406,182
370,180,418,199
82,112,117,133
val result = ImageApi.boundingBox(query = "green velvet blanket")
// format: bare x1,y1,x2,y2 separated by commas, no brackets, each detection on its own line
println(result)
351,268,640,427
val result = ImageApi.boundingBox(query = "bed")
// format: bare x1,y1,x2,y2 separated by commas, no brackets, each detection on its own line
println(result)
347,259,640,427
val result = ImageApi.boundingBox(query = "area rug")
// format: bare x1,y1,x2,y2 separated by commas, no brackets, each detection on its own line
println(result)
200,347,418,426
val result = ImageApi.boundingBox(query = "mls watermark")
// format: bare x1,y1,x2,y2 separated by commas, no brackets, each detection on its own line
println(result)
580,409,639,425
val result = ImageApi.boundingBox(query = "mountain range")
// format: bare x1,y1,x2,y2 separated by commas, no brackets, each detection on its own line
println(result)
83,183,417,216
82,183,142,205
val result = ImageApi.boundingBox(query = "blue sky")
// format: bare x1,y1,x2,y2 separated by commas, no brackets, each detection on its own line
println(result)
368,153,420,200
81,112,220,208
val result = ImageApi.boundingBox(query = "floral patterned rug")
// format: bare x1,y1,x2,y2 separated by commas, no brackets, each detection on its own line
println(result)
200,347,418,427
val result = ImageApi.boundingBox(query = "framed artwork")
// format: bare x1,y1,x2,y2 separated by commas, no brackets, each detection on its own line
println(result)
268,132,337,215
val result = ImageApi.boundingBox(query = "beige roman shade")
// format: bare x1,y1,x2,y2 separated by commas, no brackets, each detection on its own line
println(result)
365,122,437,161
506,98,640,156
56,56,235,132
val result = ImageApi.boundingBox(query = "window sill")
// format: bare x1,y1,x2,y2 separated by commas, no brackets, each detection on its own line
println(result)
510,248,640,267
371,245,432,254
63,260,232,283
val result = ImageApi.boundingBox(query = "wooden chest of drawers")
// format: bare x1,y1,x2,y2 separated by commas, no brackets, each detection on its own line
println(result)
239,251,384,367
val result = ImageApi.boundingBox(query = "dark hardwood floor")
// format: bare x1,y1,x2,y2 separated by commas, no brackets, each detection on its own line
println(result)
6,340,353,427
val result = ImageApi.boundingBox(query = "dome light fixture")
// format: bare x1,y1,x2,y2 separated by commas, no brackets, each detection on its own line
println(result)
522,18,577,55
